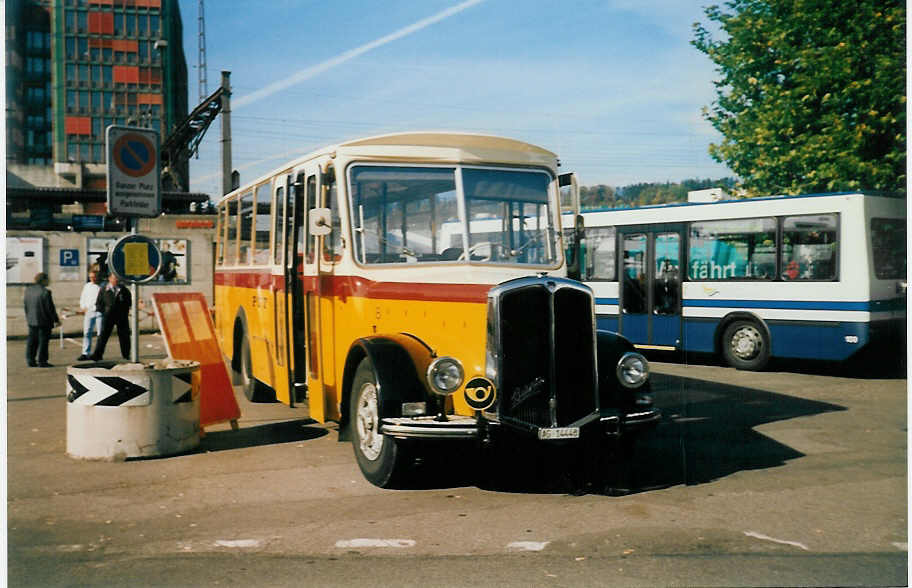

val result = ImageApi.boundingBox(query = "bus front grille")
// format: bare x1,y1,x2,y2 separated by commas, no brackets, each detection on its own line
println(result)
487,277,598,430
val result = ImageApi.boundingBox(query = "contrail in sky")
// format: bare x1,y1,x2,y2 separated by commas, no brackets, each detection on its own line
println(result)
233,0,486,109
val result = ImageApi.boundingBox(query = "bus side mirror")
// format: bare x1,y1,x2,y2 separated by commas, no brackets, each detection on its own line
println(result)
309,208,332,236
558,172,580,215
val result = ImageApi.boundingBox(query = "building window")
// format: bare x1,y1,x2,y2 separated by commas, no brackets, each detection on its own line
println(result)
66,37,76,59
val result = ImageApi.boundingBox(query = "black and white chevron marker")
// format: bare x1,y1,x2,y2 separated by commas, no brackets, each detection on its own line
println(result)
172,372,193,404
67,372,196,406
67,373,151,406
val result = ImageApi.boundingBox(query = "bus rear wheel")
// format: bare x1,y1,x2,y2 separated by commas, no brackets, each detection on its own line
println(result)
722,320,770,371
350,357,408,488
237,333,273,402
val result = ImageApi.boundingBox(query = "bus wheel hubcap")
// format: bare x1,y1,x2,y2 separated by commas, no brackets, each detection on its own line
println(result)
356,383,383,461
731,326,762,360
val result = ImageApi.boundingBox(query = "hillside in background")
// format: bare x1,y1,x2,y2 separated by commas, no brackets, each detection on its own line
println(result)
580,177,738,210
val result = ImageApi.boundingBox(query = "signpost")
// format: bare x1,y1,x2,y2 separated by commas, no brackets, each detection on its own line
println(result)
105,125,162,363
106,126,161,218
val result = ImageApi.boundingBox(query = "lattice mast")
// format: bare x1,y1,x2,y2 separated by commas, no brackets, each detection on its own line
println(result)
198,0,208,102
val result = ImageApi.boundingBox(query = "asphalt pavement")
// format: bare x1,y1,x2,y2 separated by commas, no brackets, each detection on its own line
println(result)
5,333,908,587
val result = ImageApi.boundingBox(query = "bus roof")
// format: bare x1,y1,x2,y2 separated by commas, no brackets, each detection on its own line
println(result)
218,132,558,204
576,190,902,215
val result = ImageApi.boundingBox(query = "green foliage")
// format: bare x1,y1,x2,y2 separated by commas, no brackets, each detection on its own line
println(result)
581,177,737,209
579,184,616,209
693,0,906,195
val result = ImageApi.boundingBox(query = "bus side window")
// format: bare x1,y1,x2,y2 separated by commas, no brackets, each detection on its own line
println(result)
273,185,285,266
586,226,616,281
239,191,254,265
225,197,239,265
254,183,272,265
215,203,225,265
781,214,838,280
304,175,315,264
322,166,342,262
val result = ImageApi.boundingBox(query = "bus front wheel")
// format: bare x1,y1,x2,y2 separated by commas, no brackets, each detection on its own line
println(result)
350,357,408,488
722,320,770,371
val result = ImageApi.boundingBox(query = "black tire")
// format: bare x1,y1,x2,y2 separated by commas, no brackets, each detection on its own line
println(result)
237,333,273,402
350,358,408,488
721,320,770,371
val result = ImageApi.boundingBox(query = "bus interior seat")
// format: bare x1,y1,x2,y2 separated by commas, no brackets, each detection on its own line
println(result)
440,247,463,261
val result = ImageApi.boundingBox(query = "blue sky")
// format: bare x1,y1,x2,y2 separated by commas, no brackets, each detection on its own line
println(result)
179,0,732,199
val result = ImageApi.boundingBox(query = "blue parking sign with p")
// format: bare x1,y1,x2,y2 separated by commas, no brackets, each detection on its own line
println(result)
60,249,80,267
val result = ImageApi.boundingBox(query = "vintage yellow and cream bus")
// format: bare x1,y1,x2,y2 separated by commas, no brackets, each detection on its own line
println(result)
214,132,658,487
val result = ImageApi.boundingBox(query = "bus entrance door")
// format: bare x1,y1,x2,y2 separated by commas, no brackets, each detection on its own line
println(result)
272,174,295,406
618,225,683,350
300,164,327,422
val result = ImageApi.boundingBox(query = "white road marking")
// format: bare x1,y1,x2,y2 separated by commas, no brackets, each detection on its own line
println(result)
744,531,808,551
214,539,260,548
335,538,416,548
507,541,550,552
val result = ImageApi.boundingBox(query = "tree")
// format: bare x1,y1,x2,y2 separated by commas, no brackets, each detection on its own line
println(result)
579,184,616,209
693,1,905,195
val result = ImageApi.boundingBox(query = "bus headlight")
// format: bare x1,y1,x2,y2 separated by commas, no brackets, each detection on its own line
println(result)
616,352,649,389
427,357,465,396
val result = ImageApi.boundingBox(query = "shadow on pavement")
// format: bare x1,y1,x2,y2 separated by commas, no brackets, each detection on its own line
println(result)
389,372,846,495
657,338,907,380
197,419,328,453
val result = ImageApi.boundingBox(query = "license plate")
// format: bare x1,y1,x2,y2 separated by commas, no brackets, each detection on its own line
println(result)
538,427,580,440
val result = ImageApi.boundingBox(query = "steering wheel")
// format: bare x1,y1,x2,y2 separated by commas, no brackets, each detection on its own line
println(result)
459,242,497,262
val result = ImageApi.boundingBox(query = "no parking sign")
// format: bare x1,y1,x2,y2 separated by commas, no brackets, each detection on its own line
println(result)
106,126,161,217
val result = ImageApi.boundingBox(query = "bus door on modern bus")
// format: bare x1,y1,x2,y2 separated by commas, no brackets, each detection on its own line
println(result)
617,224,684,350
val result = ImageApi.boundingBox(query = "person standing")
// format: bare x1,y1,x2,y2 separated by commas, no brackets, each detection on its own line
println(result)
24,272,60,367
89,273,132,361
77,270,103,361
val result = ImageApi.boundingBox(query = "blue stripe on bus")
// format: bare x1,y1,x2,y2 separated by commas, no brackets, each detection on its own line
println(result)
595,297,903,312
596,315,880,361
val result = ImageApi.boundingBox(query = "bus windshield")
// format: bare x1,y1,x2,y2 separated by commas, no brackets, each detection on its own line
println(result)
348,165,558,265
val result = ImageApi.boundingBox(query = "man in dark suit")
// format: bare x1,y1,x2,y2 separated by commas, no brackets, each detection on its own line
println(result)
24,272,60,367
89,273,132,361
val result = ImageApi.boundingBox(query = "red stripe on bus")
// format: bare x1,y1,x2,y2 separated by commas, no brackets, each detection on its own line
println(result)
215,271,491,304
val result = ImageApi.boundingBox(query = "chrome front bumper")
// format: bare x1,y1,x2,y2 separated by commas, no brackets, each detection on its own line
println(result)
382,409,660,440
382,416,479,439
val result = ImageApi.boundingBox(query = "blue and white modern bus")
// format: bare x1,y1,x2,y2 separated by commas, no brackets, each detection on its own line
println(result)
569,192,906,370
